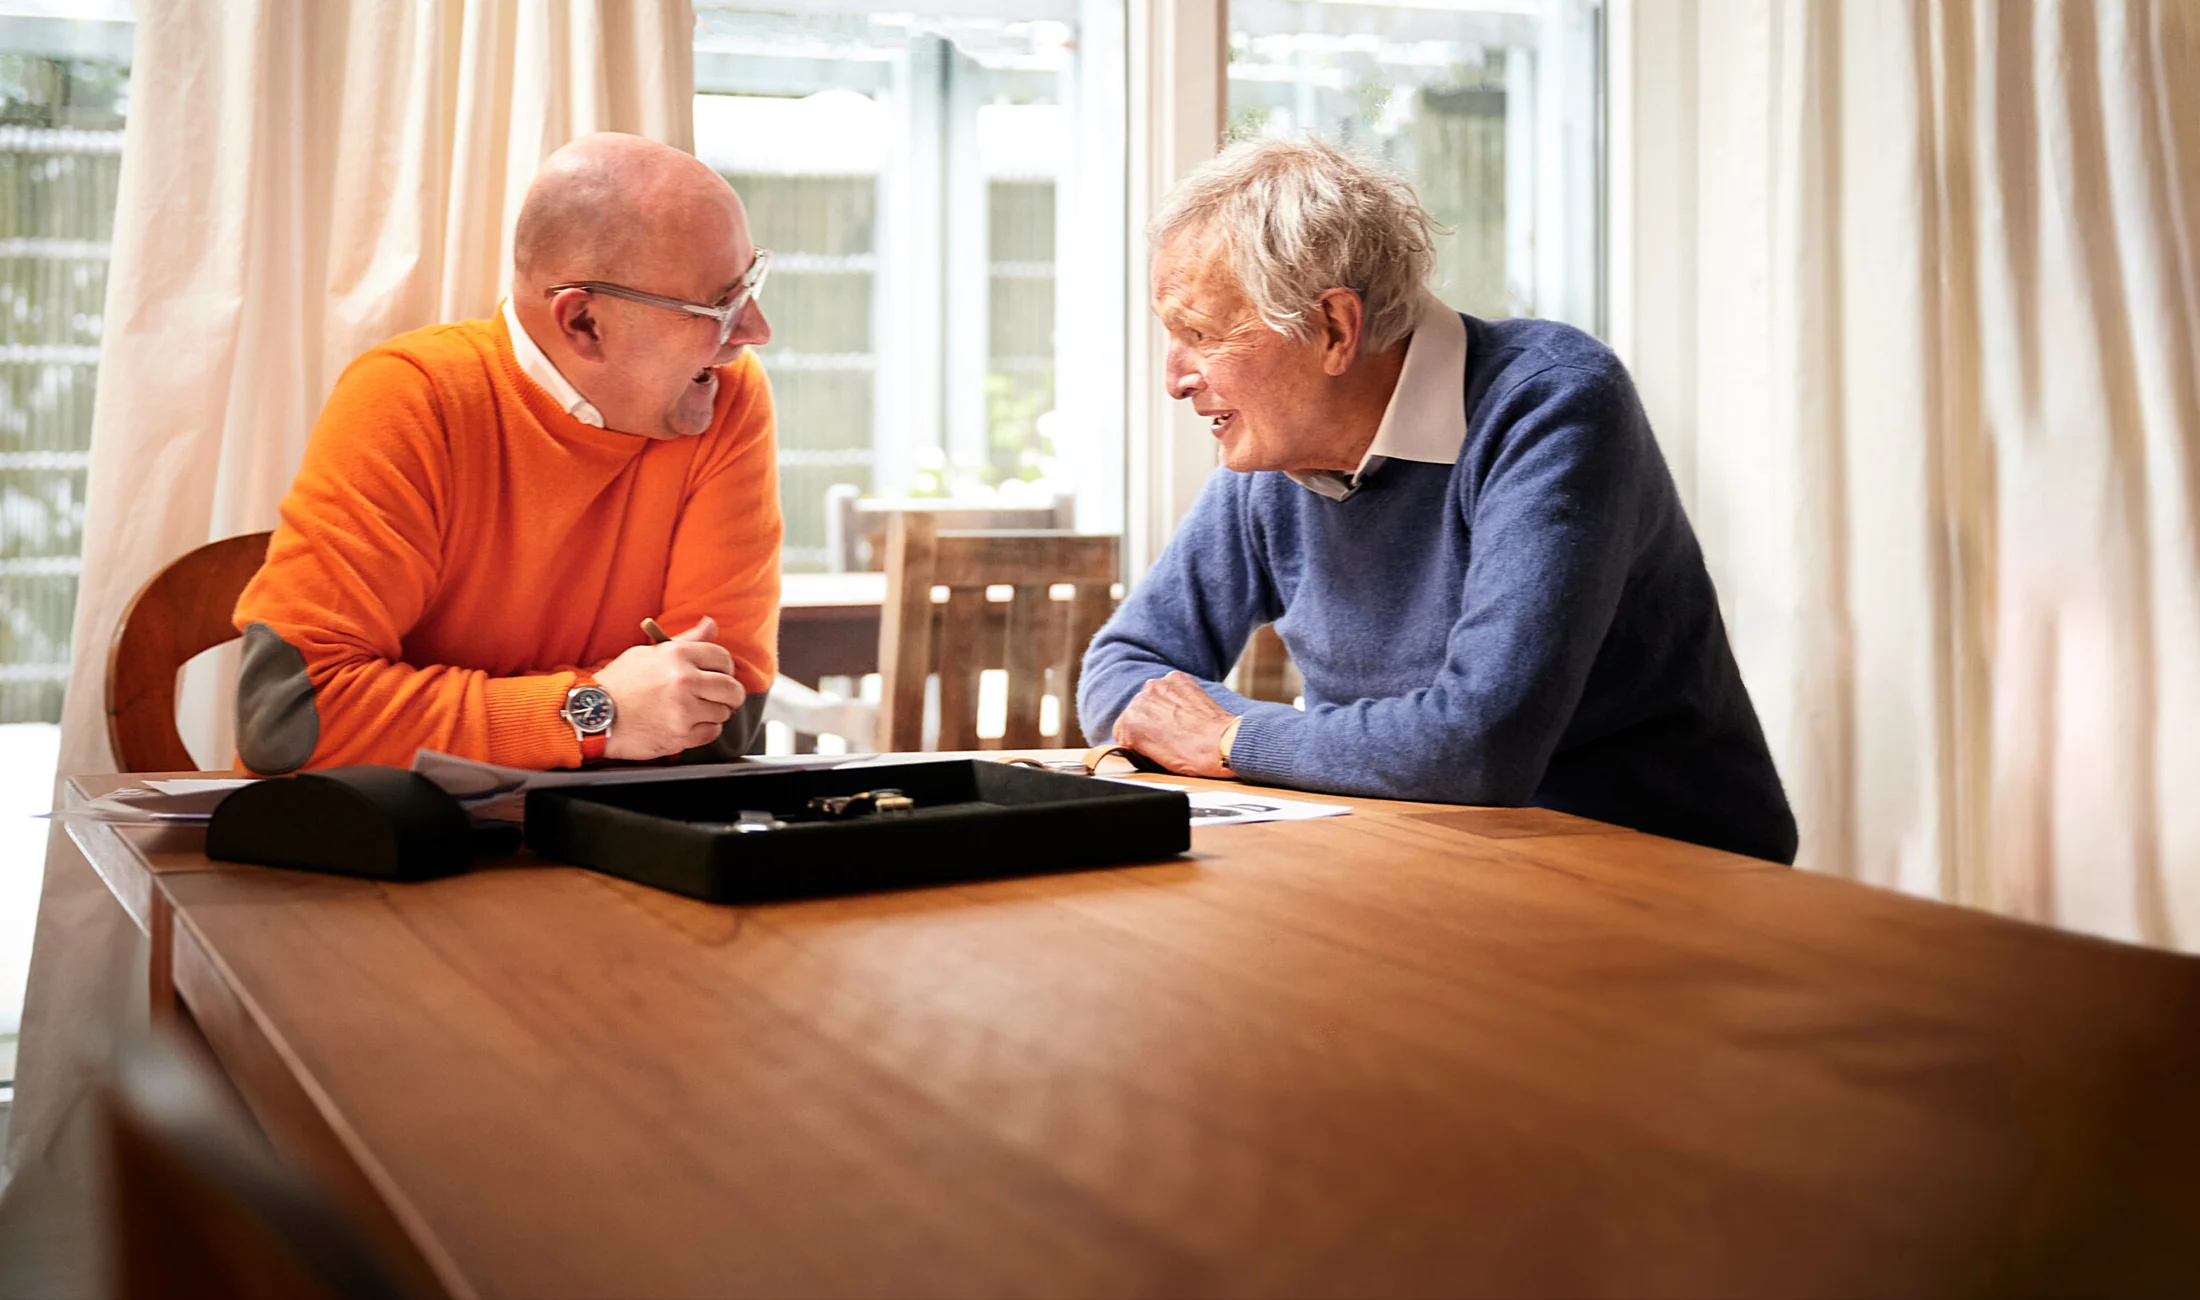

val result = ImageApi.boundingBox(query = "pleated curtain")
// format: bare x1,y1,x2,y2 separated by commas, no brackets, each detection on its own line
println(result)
64,0,694,779
1631,0,2200,948
0,3,692,1287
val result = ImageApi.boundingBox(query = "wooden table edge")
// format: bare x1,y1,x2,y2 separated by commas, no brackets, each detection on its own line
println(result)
64,777,170,1020
64,814,155,932
167,895,477,1300
64,773,247,1022
59,774,472,1293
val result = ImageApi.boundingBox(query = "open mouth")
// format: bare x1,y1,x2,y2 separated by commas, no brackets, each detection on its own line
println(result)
692,368,714,385
1206,411,1236,437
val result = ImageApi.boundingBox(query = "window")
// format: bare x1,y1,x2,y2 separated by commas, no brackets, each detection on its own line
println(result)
692,3,1128,572
0,6,127,724
0,0,130,1096
1226,0,1603,330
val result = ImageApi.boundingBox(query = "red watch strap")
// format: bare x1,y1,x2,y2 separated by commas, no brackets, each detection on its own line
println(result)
572,673,608,763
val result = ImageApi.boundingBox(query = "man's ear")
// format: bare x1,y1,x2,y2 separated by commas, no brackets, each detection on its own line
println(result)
1316,288,1365,376
548,290,607,362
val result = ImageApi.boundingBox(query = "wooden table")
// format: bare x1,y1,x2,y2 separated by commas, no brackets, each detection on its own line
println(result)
66,768,2200,1298
777,571,887,684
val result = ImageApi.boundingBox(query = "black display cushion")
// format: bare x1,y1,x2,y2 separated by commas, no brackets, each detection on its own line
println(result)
206,766,475,881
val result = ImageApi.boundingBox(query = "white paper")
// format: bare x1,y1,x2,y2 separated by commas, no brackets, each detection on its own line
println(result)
1185,791,1352,826
144,778,259,796
42,785,242,824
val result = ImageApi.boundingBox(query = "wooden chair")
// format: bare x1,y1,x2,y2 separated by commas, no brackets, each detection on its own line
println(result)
877,513,1118,751
103,1031,419,1300
1234,624,1301,704
826,487,1076,572
107,531,272,772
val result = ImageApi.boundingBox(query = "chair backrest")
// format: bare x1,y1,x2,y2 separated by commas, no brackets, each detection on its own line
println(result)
827,489,1076,572
877,513,1118,751
103,1032,420,1300
107,531,272,772
1233,624,1301,703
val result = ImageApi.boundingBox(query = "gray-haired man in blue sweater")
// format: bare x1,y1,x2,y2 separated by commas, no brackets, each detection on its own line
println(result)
1080,138,1798,863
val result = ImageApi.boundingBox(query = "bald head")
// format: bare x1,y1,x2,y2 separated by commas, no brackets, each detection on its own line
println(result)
511,133,771,441
513,133,742,290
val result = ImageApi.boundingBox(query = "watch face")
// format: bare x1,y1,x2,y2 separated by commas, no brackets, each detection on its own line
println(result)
566,686,615,733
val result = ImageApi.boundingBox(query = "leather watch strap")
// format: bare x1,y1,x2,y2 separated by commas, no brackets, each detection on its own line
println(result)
572,673,609,763
1081,743,1169,774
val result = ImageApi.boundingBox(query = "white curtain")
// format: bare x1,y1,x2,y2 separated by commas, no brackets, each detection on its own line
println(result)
69,0,694,779
1621,0,2200,948
0,1,693,1286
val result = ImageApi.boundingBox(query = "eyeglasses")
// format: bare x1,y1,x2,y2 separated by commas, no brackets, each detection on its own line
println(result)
545,249,772,348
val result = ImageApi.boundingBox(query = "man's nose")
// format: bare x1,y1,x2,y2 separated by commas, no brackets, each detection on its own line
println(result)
1165,347,1204,401
723,300,771,355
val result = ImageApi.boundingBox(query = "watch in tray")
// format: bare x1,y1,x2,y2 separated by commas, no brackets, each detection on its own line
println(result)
560,677,616,762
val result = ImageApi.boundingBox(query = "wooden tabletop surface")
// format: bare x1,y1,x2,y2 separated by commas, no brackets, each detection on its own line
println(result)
769,573,887,683
779,570,887,612
72,765,2200,1298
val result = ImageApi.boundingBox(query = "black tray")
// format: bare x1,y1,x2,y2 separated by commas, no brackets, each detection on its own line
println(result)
523,760,1190,902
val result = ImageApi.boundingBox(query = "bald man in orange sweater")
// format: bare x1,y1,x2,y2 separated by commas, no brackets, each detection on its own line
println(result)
232,134,781,772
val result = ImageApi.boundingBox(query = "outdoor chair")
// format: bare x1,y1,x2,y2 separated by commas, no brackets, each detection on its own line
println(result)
876,513,1119,752
824,486,1076,572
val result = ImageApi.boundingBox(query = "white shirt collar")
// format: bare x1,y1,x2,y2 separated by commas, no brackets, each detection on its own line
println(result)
502,297,604,428
1288,291,1469,499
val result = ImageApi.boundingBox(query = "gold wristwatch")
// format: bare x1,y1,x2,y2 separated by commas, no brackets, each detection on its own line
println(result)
1218,715,1244,770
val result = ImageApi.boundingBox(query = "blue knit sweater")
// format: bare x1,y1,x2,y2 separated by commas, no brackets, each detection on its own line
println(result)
1080,314,1798,864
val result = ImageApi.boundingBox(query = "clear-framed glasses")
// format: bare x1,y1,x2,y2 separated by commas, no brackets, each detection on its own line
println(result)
545,249,772,347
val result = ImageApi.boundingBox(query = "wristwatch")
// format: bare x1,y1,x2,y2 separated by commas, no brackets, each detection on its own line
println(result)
560,676,616,762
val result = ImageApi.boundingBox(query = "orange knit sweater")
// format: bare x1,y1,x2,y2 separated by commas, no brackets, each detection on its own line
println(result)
233,314,781,770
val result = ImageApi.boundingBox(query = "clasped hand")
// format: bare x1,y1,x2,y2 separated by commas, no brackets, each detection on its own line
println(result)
594,616,747,760
1111,670,1237,778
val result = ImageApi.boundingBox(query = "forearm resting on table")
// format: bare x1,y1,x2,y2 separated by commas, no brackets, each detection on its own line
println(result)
237,635,583,772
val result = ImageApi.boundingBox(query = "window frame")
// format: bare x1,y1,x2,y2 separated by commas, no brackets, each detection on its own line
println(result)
1124,0,1609,579
1124,0,1227,579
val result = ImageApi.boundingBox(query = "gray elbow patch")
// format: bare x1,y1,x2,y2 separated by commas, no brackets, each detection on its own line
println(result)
236,623,320,774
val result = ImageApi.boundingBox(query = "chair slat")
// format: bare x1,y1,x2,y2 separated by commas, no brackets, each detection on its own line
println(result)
1059,582,1116,740
1039,597,1072,743
877,515,939,752
936,588,989,752
1002,586,1046,748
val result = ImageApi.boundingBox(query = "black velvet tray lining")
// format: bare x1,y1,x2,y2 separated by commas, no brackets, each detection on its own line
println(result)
523,759,1191,902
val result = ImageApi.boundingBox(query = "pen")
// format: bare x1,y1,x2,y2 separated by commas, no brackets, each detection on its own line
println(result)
641,617,670,645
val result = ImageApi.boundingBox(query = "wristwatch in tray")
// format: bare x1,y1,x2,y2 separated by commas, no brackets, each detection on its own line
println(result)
560,679,616,762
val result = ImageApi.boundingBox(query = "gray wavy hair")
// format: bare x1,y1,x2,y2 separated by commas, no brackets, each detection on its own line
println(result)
1150,136,1437,353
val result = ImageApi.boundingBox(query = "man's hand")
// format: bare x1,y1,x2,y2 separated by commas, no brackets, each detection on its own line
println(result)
1112,671,1237,778
594,616,748,760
